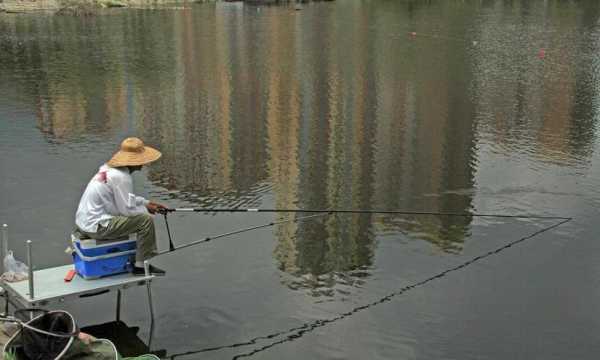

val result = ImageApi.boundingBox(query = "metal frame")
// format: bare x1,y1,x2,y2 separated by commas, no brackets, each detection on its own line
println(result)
0,228,156,347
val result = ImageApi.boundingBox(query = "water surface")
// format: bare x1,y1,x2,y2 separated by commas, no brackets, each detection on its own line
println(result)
1,1,600,359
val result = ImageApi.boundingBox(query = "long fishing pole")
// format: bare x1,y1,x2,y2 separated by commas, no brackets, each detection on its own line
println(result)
157,212,330,255
158,208,570,254
165,207,570,220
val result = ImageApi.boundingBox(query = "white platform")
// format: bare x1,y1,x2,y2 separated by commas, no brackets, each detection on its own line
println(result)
2,264,154,308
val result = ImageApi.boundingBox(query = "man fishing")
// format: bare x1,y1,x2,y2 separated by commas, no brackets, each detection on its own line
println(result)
75,137,167,276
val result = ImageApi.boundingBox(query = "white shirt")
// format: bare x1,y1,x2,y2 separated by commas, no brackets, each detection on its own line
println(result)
75,164,149,233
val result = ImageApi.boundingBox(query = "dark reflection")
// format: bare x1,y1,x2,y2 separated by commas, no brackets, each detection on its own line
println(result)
1,0,598,293
81,320,166,357
371,0,478,254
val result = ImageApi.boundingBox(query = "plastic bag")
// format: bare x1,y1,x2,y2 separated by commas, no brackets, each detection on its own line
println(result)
2,250,29,282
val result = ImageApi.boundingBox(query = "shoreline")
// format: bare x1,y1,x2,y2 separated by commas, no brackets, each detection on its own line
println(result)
0,0,203,14
0,0,332,14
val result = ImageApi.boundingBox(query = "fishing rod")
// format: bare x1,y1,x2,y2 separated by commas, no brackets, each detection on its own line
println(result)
157,207,570,256
158,208,571,255
157,212,331,255
164,207,571,220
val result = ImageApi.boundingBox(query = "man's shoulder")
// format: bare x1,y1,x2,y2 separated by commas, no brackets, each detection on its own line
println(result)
106,166,131,183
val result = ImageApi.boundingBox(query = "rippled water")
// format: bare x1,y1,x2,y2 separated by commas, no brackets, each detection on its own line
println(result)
1,1,600,359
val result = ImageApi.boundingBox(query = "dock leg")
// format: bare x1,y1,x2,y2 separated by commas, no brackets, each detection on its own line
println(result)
26,240,34,300
143,261,156,350
1,224,8,274
115,289,122,322
3,290,8,316
146,280,155,350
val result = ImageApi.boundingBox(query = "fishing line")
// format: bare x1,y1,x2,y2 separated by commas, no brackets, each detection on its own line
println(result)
164,214,571,359
230,217,572,359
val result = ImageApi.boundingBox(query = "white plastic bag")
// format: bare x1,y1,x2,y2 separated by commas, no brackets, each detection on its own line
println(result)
2,251,29,282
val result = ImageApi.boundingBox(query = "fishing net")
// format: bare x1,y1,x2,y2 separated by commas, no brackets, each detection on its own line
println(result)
5,310,77,360
4,310,159,360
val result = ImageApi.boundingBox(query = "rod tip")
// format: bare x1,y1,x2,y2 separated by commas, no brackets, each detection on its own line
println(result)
26,240,32,244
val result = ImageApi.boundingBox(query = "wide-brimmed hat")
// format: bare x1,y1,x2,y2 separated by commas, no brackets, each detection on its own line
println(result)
107,137,162,167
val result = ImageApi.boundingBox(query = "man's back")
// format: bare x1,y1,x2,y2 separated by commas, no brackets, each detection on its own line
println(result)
76,165,147,233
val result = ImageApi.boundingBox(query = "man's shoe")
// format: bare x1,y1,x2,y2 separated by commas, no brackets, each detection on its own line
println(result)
132,264,166,276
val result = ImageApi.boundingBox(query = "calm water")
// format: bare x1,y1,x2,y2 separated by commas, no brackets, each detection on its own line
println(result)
1,1,600,359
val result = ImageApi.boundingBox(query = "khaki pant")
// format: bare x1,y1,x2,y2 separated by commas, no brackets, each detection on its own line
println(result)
79,214,157,262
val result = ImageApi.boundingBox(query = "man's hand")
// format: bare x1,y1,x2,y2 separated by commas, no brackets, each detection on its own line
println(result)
146,202,168,214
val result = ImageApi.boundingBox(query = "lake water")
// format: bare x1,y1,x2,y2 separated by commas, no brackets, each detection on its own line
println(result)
1,1,600,359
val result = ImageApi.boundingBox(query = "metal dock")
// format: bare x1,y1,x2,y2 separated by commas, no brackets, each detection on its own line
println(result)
0,224,157,342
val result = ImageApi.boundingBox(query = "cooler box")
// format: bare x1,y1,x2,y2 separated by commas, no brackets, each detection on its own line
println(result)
71,234,137,279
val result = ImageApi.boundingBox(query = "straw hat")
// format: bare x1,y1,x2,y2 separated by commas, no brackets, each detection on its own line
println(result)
107,137,162,167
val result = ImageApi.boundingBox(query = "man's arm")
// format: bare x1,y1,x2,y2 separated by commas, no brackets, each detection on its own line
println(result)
110,171,149,216
110,170,167,215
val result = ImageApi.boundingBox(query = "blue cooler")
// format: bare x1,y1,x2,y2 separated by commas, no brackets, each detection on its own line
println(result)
71,234,137,279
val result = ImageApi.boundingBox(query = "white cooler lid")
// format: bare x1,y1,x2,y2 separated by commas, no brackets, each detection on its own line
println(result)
71,234,137,249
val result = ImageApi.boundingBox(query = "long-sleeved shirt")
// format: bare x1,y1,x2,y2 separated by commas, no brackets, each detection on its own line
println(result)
75,164,149,233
